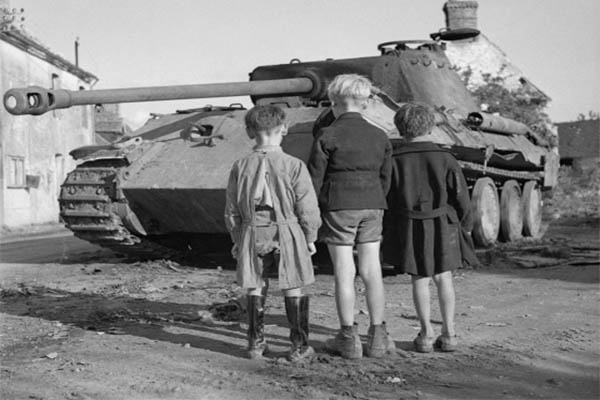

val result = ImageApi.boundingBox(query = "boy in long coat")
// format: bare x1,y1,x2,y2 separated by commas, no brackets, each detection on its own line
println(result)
382,102,473,353
225,105,321,361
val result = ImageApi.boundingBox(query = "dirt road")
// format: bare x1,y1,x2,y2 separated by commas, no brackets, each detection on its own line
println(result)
0,231,102,264
0,221,598,400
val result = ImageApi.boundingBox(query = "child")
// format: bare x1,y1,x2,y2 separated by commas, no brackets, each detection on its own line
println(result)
224,105,321,362
308,74,395,359
382,102,474,353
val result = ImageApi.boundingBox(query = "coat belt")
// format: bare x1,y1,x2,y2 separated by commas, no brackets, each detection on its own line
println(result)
242,217,298,227
393,205,455,220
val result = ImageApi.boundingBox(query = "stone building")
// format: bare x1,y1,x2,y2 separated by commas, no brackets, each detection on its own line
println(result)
438,0,549,104
0,0,97,228
434,0,556,148
94,104,131,145
556,119,600,166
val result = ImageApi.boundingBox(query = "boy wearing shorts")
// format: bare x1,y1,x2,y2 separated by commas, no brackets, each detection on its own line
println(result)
382,102,473,352
225,105,321,361
308,74,395,359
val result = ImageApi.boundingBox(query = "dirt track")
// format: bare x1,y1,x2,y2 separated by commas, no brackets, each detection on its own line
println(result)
0,221,598,400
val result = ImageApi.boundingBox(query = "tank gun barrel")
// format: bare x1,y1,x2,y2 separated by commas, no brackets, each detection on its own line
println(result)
3,77,314,116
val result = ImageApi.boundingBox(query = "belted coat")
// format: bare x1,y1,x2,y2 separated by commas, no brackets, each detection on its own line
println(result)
381,141,475,276
224,146,321,289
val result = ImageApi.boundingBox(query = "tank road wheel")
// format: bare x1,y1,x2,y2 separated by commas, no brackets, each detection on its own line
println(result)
499,180,523,242
522,181,543,238
471,177,500,247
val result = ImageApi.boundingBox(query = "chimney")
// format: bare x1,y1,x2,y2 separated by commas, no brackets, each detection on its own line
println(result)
443,0,478,31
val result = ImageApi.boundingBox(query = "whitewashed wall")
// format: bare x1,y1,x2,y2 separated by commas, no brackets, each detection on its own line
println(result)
0,40,94,227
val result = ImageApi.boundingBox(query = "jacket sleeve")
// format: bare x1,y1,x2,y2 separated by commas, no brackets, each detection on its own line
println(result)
293,162,322,243
224,163,242,244
447,157,473,231
380,138,393,195
307,134,329,197
386,156,400,209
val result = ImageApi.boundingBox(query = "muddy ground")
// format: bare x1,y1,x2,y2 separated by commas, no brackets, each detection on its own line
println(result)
0,218,598,400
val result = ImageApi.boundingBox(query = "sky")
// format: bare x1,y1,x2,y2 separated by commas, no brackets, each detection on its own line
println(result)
12,0,600,128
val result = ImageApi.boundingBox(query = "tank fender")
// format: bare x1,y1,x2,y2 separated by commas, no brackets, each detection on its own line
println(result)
69,137,145,162
543,151,559,189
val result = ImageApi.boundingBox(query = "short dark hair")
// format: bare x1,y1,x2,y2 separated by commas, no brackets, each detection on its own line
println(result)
393,102,435,139
244,105,286,134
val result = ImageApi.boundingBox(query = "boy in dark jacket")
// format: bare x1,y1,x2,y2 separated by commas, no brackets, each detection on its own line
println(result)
382,102,473,353
308,74,395,359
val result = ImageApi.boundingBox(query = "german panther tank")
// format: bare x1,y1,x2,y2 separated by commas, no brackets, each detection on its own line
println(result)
4,39,558,257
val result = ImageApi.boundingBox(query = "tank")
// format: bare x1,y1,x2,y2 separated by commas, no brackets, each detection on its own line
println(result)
4,40,559,257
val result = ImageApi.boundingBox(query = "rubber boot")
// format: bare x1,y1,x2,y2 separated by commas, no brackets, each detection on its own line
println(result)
247,295,268,359
325,323,362,359
364,321,396,358
284,296,314,362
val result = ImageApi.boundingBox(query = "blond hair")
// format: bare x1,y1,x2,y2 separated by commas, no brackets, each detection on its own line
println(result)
327,74,373,105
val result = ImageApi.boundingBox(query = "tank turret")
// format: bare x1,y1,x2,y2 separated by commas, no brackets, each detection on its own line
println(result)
3,40,558,257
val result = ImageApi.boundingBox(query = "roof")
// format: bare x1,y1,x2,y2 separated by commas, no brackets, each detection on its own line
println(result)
444,33,550,102
95,133,113,145
0,29,98,84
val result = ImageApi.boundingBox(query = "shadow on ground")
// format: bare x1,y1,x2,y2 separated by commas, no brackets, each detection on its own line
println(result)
1,285,597,399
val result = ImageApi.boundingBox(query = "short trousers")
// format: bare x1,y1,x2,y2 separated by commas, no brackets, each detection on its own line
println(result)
253,208,280,279
321,209,384,246
254,208,279,256
257,250,280,279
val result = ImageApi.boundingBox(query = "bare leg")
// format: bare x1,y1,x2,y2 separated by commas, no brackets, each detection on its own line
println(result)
412,275,434,337
432,271,456,337
356,241,385,325
327,244,356,326
247,278,269,296
282,287,302,298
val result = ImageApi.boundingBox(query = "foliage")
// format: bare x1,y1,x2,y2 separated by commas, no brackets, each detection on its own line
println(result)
544,161,600,222
577,111,600,121
460,69,556,146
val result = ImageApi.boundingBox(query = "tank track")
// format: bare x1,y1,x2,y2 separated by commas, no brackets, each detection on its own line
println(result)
59,160,175,260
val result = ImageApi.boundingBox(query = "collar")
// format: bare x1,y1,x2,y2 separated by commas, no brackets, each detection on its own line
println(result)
335,112,364,121
392,141,447,156
253,144,283,153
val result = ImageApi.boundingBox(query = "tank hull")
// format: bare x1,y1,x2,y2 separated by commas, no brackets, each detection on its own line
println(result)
59,97,556,257
59,106,325,257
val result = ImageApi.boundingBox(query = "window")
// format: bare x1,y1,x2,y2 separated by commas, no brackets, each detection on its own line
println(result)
7,156,25,188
